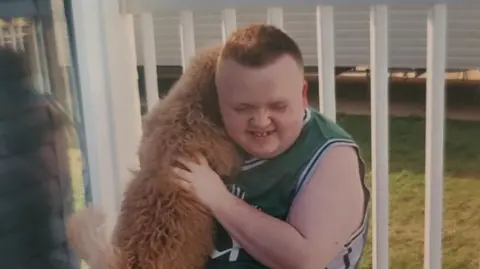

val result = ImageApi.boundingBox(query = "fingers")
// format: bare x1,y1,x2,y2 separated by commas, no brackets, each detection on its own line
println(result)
194,153,209,166
172,167,193,191
176,157,197,171
176,179,192,191
172,167,192,181
176,153,208,170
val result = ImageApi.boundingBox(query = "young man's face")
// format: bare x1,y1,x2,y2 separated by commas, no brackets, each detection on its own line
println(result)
216,54,308,159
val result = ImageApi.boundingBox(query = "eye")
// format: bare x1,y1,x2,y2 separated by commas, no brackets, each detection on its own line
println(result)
233,104,250,112
270,102,288,111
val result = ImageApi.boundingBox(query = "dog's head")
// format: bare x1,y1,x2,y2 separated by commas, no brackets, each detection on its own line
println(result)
138,45,242,179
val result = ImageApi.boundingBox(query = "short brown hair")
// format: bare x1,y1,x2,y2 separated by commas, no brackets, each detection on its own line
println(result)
219,23,304,68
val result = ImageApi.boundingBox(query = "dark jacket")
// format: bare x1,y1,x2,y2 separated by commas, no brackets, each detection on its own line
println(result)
0,47,78,269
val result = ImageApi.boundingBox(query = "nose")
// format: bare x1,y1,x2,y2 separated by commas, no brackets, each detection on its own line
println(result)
250,110,271,128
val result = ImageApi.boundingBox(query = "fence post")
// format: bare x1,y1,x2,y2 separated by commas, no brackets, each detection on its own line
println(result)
140,13,159,111
369,4,390,269
316,5,336,122
424,4,447,269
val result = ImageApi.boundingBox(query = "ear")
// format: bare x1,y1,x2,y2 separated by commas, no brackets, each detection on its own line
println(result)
302,79,309,108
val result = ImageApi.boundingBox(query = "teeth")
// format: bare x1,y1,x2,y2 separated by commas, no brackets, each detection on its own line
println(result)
253,132,269,137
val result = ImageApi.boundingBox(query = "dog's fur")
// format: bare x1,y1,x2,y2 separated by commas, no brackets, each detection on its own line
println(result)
66,45,243,269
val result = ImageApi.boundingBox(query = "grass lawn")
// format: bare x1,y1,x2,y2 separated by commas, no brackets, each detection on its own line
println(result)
68,114,480,268
335,114,480,269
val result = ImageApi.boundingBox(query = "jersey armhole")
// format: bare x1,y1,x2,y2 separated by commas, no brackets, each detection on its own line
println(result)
290,138,371,244
288,139,371,268
293,139,359,197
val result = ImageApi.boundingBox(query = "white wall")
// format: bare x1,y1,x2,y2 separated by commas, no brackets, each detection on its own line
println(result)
133,3,480,69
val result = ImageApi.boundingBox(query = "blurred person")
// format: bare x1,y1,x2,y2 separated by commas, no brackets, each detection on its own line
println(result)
0,46,79,269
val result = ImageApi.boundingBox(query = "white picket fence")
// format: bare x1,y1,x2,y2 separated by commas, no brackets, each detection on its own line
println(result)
69,0,454,268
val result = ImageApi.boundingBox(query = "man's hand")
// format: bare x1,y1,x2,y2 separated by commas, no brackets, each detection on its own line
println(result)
172,154,230,210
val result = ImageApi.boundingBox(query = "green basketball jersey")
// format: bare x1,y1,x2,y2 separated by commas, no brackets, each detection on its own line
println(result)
205,107,370,269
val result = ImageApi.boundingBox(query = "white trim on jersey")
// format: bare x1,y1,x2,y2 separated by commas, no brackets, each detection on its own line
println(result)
240,159,268,171
294,139,357,193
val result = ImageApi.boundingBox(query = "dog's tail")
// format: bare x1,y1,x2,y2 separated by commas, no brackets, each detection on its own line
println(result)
66,206,119,269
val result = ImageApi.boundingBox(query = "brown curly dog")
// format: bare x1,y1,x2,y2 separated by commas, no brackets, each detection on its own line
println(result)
66,44,243,269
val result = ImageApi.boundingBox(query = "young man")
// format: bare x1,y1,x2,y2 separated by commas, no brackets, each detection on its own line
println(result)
172,24,370,269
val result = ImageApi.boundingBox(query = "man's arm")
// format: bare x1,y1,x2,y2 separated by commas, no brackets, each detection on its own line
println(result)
210,145,366,269
287,145,365,268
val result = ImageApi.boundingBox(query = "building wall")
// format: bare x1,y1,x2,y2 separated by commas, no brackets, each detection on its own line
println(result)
133,3,480,70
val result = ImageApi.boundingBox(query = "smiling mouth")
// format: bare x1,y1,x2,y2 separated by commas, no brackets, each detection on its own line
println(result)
248,130,275,137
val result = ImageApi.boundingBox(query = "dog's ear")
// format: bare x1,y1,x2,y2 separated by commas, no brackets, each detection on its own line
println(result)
199,82,223,127
192,44,224,127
